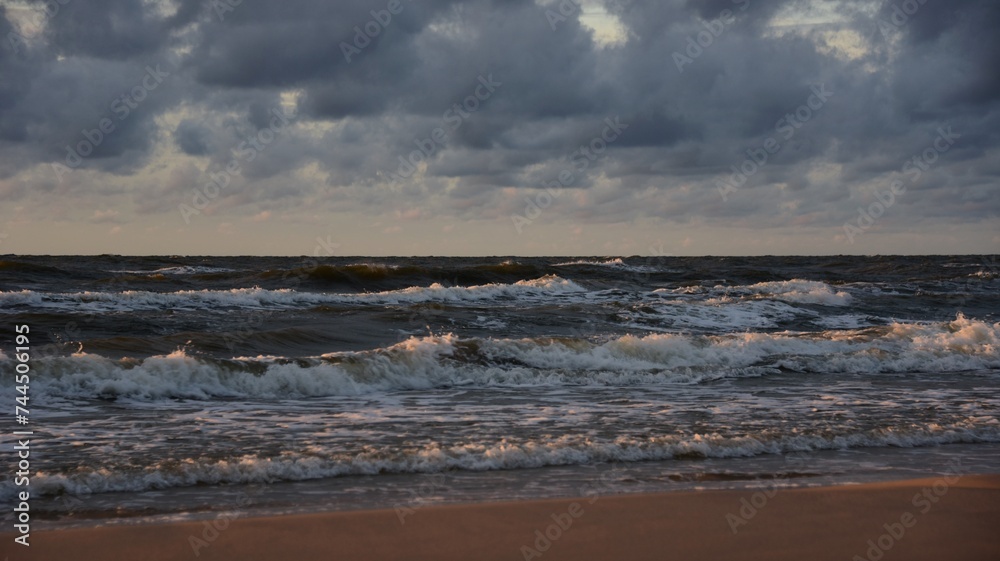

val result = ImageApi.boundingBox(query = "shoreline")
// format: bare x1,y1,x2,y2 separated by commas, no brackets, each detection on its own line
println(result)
4,474,999,561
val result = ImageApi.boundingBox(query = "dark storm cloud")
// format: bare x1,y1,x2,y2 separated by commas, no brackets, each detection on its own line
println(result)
174,119,212,155
0,6,38,146
0,2,190,180
40,0,186,60
0,0,997,227
887,0,1000,111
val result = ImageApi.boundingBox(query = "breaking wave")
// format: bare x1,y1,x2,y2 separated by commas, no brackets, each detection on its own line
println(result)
6,315,997,401
0,275,586,312
554,258,661,273
658,279,853,306
21,422,1000,498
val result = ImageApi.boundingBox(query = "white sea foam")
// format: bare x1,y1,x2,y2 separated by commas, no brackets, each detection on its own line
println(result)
18,423,1000,499
0,275,586,312
7,315,997,401
637,299,808,330
114,266,237,275
344,262,400,271
739,280,853,305
655,279,853,306
554,258,627,267
553,258,660,273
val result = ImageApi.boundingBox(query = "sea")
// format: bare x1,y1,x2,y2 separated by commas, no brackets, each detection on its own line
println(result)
1,254,999,528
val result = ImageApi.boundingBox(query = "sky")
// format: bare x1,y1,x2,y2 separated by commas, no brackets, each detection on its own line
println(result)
0,0,997,256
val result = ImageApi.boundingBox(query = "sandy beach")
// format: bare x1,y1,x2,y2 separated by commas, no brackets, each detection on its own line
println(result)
5,475,998,561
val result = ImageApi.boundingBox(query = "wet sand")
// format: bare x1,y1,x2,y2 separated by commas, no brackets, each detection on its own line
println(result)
4,475,999,561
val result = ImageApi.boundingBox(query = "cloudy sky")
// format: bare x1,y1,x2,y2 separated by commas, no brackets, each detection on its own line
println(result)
0,0,997,256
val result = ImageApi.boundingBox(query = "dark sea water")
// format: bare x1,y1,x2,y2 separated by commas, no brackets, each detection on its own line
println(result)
1,255,999,527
